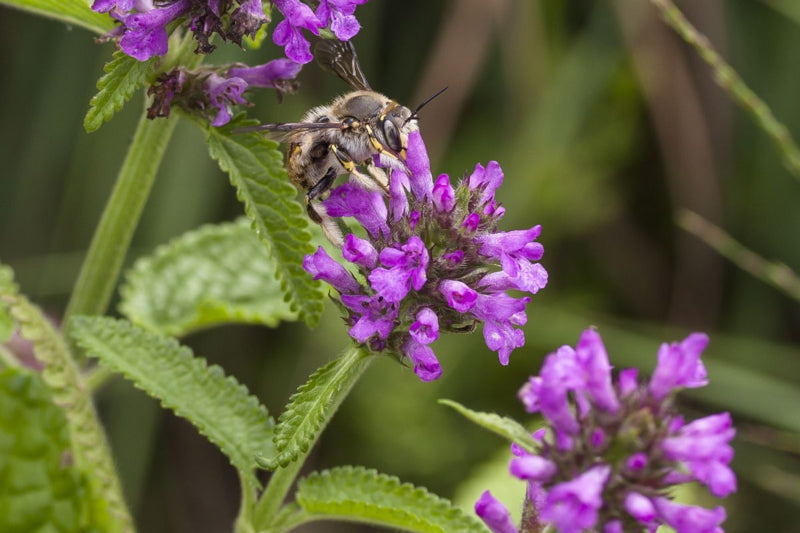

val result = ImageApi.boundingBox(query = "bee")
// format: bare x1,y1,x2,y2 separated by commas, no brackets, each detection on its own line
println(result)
237,39,444,245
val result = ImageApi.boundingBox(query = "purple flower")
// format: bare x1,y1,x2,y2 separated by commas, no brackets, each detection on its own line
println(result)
118,0,191,61
475,491,518,533
540,466,610,533
205,72,248,126
409,308,438,345
341,293,397,343
662,412,737,497
303,129,547,379
439,280,477,313
323,182,389,239
92,0,135,13
475,329,735,533
509,453,556,482
315,0,368,41
273,0,323,63
624,492,656,523
432,174,455,212
574,329,619,413
649,332,709,400
228,59,302,88
402,338,442,382
303,246,360,294
654,498,726,533
368,236,428,302
95,0,273,61
342,234,377,268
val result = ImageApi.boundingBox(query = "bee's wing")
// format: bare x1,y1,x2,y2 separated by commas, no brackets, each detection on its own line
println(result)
232,122,343,142
314,39,372,91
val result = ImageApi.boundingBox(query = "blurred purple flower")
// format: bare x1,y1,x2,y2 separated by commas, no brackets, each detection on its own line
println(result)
476,329,736,533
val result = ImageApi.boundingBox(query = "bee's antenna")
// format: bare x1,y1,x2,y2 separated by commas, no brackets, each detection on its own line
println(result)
405,86,448,125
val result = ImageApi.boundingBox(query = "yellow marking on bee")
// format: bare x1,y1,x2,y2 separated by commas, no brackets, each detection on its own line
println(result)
331,144,357,172
399,148,407,159
364,124,386,153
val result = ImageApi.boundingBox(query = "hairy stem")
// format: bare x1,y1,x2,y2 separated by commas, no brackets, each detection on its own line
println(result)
252,345,373,530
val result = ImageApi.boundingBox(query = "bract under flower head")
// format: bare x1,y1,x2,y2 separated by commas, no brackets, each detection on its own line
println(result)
303,130,548,380
475,329,736,533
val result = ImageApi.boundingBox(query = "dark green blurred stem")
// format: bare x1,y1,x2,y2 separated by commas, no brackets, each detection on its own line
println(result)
678,209,800,302
252,345,373,530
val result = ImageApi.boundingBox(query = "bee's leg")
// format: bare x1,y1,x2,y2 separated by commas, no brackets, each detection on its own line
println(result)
330,144,388,194
366,162,390,190
308,202,344,247
306,167,344,247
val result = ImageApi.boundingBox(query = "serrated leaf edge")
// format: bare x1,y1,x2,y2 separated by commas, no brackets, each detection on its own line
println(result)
296,466,488,533
70,315,273,486
439,399,539,454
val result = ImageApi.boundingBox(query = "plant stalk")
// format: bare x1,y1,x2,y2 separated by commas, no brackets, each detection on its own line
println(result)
252,345,373,530
64,111,178,322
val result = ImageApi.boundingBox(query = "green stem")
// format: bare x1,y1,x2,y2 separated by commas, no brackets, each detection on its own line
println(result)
64,111,178,322
64,33,202,324
677,209,800,302
252,345,373,530
648,0,800,181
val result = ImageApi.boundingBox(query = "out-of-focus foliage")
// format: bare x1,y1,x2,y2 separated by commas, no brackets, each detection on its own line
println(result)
0,367,93,533
1,1,799,531
120,219,299,336
70,315,274,487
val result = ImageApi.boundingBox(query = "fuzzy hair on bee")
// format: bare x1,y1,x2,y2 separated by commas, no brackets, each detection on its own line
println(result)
235,39,444,246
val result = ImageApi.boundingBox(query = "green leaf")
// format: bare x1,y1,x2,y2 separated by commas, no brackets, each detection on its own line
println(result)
438,399,539,454
203,115,324,327
0,265,130,531
296,466,488,533
69,315,274,486
84,51,156,133
0,367,93,533
0,0,114,35
264,347,372,469
120,219,299,337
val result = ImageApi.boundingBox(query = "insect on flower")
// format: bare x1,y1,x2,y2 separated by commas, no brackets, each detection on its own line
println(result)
235,39,445,245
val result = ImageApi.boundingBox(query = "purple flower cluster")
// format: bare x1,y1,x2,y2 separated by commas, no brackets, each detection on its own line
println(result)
273,0,368,63
476,329,736,533
92,0,268,60
302,131,548,381
146,59,301,125
93,0,369,63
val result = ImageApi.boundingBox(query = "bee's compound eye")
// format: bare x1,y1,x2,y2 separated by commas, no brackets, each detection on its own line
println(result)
382,119,402,152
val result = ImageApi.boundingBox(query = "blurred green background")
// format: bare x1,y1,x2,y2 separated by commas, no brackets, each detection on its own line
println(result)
2,0,800,531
